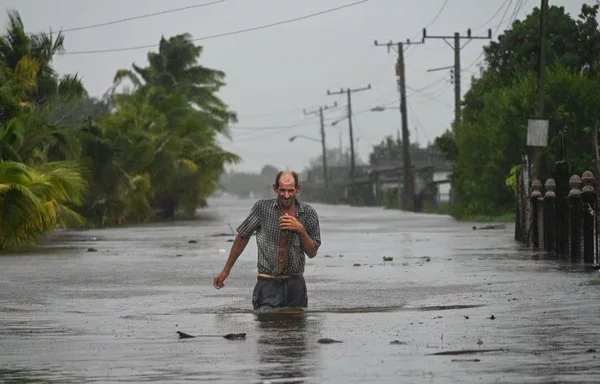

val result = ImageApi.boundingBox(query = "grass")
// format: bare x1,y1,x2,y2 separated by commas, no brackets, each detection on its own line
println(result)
458,212,516,223
420,202,515,223
421,202,452,215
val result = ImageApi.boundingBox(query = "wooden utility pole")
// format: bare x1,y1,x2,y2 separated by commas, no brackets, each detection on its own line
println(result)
422,28,492,127
532,0,549,179
327,85,371,202
374,39,423,211
303,102,338,188
536,0,548,119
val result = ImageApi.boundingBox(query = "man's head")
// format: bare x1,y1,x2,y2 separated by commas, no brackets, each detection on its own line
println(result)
273,170,301,208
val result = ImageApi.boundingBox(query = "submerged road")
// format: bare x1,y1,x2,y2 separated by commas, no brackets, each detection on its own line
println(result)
1,196,599,383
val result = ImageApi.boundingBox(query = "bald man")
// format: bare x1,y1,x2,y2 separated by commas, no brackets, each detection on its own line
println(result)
213,170,322,310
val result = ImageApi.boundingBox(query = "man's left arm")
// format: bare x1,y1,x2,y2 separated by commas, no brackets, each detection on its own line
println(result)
280,209,321,258
299,210,321,258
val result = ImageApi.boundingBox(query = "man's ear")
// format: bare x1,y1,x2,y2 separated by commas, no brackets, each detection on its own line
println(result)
273,184,278,193
296,184,302,193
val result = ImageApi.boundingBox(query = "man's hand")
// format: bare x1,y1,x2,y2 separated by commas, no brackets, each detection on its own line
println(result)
213,269,229,289
279,213,305,233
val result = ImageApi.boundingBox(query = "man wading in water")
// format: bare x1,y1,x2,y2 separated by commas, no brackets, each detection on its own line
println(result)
213,170,321,310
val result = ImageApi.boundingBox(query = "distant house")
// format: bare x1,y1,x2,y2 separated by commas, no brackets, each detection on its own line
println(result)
300,147,453,208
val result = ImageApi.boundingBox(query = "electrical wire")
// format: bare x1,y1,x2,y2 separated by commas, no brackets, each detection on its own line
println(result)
472,0,511,32
407,102,431,143
465,0,520,70
62,0,369,55
409,0,449,40
230,119,321,131
57,1,225,33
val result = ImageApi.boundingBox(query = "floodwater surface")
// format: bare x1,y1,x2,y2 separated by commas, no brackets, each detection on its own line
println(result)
1,196,599,383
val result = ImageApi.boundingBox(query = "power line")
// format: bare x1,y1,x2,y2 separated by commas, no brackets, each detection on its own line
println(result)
229,117,323,131
409,0,449,40
423,28,492,126
465,0,524,70
62,0,369,55
422,0,449,30
56,1,225,33
472,0,511,32
407,102,431,144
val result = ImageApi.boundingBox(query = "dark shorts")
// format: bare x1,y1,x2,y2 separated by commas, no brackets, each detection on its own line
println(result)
252,275,307,310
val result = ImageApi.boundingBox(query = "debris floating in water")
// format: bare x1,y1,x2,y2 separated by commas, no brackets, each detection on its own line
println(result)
223,333,246,340
383,256,393,262
177,331,195,339
426,349,503,356
472,224,505,230
176,331,246,340
318,338,343,344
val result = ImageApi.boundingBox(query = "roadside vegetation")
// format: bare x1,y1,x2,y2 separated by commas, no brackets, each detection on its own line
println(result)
0,10,238,250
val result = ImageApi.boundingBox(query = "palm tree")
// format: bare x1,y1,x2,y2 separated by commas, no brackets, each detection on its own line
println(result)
0,160,87,250
0,10,89,165
0,10,86,105
109,34,240,219
113,33,237,133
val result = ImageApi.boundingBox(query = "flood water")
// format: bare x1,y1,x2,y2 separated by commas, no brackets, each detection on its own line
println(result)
1,195,599,383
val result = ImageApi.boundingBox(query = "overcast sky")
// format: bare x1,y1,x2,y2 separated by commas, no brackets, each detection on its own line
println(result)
0,0,590,173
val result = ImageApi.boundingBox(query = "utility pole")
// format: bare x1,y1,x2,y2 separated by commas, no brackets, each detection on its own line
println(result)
532,0,549,179
536,0,548,119
374,39,423,211
327,84,371,202
423,28,492,127
303,101,337,188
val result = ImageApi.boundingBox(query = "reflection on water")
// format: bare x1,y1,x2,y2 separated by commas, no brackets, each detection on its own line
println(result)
254,311,320,384
0,368,83,383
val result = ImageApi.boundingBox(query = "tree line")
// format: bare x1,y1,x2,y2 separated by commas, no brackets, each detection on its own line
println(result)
435,3,600,219
0,10,239,249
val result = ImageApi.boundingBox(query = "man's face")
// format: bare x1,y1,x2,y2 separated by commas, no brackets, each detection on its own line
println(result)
274,174,298,208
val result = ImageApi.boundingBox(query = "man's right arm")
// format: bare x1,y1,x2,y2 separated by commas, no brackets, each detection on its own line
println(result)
213,201,261,289
222,234,250,274
213,234,250,289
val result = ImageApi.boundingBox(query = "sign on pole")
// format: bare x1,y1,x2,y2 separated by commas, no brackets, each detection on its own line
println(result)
527,119,549,147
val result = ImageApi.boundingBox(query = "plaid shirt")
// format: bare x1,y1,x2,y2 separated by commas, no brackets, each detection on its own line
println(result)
236,198,321,276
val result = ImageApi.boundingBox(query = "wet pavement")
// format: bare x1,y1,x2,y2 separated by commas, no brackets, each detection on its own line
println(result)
1,195,599,383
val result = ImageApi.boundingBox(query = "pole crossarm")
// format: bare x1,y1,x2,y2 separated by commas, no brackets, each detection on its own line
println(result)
422,28,492,126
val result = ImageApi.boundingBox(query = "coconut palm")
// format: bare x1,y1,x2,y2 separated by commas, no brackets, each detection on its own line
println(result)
0,10,86,105
109,36,240,219
113,33,237,134
0,160,87,250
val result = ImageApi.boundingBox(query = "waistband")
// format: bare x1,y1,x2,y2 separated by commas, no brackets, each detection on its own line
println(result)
257,273,302,280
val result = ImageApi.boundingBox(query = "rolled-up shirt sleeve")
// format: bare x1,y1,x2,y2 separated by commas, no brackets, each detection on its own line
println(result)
236,201,261,238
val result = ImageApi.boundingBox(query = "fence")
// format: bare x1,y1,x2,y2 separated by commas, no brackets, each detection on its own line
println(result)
527,170,599,264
